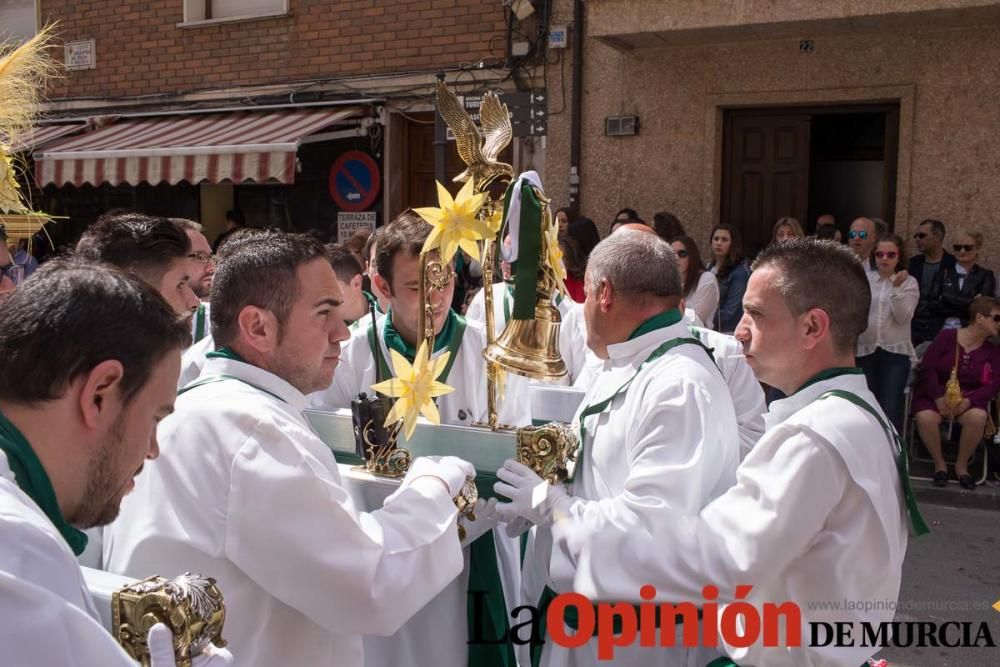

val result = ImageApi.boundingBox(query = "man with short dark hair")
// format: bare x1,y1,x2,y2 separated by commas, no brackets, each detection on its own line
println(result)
908,218,956,344
107,230,473,667
171,218,215,344
326,242,369,324
554,239,921,667
0,260,222,664
495,229,740,667
211,209,245,253
76,213,200,323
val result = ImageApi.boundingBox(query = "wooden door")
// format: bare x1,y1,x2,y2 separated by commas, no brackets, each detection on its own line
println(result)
722,112,811,258
402,113,464,210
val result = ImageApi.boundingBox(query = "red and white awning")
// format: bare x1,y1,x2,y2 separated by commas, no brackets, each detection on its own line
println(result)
35,108,359,188
8,122,89,152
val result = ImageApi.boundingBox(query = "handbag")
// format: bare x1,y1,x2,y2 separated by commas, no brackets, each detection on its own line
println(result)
943,335,964,410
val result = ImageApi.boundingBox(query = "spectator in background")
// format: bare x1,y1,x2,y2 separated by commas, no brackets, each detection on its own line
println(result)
930,228,996,332
0,226,18,303
707,224,750,333
670,235,718,328
555,207,572,237
560,236,587,303
13,239,38,278
816,223,842,243
856,234,919,432
171,219,214,301
212,209,245,253
609,208,639,234
771,217,804,244
848,217,878,269
362,229,387,314
908,218,956,345
568,217,601,260
816,212,836,230
652,211,685,242
326,243,369,324
913,296,1000,489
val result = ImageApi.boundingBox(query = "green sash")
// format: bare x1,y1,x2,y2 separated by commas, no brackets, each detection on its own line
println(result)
366,311,467,391
816,389,930,537
0,411,88,555
193,303,207,343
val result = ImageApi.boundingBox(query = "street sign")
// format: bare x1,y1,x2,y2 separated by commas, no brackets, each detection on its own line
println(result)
338,211,376,242
329,150,381,212
458,90,548,138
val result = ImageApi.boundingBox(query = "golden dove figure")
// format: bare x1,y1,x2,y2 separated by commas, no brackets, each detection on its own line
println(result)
435,79,514,191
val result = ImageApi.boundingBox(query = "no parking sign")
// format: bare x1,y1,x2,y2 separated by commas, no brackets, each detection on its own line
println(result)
328,150,381,212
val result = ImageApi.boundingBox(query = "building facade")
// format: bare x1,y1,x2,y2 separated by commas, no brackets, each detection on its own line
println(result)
543,0,1000,264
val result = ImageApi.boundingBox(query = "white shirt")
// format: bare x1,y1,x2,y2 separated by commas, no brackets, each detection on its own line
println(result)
557,372,909,667
0,451,101,624
857,271,919,360
686,271,720,330
310,312,531,428
105,357,465,667
534,318,742,667
178,333,214,389
691,326,767,459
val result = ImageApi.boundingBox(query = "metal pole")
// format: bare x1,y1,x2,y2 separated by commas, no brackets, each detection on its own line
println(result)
569,0,584,217
433,71,448,188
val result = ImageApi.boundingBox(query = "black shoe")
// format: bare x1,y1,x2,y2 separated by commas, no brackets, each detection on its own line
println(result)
933,470,948,487
958,474,976,490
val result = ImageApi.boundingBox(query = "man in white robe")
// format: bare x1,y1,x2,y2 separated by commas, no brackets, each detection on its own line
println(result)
105,231,473,667
496,229,742,667
554,238,923,667
0,261,226,665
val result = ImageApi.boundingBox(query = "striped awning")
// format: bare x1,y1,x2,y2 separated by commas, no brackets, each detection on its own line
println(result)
8,123,89,152
35,108,359,188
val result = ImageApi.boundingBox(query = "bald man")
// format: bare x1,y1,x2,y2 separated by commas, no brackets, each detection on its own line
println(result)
848,217,877,268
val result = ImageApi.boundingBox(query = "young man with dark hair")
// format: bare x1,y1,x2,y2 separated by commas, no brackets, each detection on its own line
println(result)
171,218,215,345
908,218,957,344
0,260,225,665
326,242,369,324
548,238,920,667
76,213,200,322
106,230,473,667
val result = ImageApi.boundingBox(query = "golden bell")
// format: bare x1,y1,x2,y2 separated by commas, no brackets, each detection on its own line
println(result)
485,289,567,381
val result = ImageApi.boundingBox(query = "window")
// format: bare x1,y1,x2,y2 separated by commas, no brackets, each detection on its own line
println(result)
0,0,37,42
183,0,287,24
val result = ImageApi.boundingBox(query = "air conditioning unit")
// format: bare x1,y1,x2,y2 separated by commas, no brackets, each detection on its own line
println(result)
605,115,639,137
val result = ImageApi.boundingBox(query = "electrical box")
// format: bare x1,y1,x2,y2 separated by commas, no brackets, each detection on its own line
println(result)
549,25,568,49
605,115,639,137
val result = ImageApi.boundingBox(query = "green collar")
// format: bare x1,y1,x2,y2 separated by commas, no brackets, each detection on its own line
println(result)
384,308,460,362
205,346,248,363
627,309,683,341
792,366,865,395
363,291,383,315
0,411,88,556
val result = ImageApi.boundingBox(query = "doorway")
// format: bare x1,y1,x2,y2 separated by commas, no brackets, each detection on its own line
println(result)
721,104,899,258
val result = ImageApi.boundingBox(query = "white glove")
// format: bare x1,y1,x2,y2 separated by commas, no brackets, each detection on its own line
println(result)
459,497,501,548
493,459,574,528
398,455,476,497
147,623,233,667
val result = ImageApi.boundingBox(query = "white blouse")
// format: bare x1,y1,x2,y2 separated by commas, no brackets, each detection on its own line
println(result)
857,271,919,360
686,271,720,330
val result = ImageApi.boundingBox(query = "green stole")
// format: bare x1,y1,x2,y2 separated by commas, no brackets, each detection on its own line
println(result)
366,309,515,667
0,411,88,555
179,348,287,403
193,302,208,343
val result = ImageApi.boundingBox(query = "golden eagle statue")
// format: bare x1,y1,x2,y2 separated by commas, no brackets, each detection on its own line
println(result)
434,79,514,190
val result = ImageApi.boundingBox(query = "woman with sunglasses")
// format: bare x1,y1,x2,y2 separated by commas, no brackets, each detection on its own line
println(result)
670,235,718,327
913,296,1000,489
856,234,919,432
929,229,996,331
706,224,750,333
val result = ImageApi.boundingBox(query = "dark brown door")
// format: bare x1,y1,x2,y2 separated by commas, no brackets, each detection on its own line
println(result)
722,112,811,258
402,113,465,210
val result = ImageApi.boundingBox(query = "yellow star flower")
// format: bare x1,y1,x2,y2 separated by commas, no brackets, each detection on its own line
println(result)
413,179,491,264
544,215,568,293
370,342,455,439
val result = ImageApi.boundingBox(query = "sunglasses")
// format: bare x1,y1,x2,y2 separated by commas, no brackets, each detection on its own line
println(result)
848,230,868,240
675,249,689,258
913,232,928,240
875,251,898,259
953,244,976,252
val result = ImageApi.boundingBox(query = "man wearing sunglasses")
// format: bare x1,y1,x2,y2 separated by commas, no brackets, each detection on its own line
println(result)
847,217,877,268
907,219,956,345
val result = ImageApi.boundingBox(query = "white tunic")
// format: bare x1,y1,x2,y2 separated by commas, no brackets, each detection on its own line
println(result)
0,570,137,666
177,333,214,389
534,318,742,667
687,271,721,330
691,326,767,459
0,451,101,624
105,357,465,667
558,373,909,667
